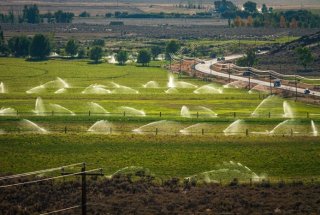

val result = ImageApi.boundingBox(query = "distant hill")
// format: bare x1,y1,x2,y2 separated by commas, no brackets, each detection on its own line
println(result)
257,31,320,76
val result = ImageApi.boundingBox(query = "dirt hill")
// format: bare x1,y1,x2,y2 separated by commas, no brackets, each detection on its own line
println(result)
257,31,320,76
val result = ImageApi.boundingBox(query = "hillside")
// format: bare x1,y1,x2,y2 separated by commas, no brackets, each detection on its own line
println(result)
257,31,320,76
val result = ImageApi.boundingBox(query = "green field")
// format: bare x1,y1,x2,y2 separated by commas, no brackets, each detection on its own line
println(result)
0,57,319,181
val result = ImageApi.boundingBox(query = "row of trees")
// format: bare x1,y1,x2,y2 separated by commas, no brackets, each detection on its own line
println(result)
0,28,182,66
0,5,74,24
214,0,320,28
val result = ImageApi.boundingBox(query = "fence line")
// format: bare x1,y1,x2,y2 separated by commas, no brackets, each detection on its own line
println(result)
0,110,318,119
2,127,317,137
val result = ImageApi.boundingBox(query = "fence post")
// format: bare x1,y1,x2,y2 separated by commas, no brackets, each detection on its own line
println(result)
268,112,271,118
64,126,67,134
202,129,204,135
246,129,249,137
89,111,90,116
81,163,87,215
16,110,18,116
160,112,162,117
155,128,158,135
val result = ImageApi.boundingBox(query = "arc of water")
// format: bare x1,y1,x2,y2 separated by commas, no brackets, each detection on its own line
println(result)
50,104,75,115
311,120,318,137
21,119,48,134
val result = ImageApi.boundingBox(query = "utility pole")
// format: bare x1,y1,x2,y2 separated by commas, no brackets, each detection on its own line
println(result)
248,72,251,90
228,63,231,83
269,73,272,95
61,163,104,215
295,75,298,101
169,55,172,72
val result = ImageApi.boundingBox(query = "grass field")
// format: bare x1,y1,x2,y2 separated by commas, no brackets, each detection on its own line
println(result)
0,135,319,182
0,57,319,181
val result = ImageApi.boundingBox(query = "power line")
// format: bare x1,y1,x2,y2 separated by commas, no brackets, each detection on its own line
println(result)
0,169,101,189
0,163,83,181
39,205,80,215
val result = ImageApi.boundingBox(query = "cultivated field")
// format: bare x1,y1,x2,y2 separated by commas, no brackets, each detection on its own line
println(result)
0,57,319,182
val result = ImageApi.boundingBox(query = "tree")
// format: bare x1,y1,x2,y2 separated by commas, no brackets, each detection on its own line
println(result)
295,47,314,71
290,18,298,28
8,36,31,57
54,10,74,23
65,39,79,57
151,46,162,60
90,46,103,63
237,49,257,67
279,15,286,28
92,39,105,47
29,34,51,59
116,50,128,65
79,11,90,17
0,27,4,45
23,5,40,23
0,27,9,56
78,48,86,59
214,0,237,15
261,4,268,14
247,16,253,26
234,16,242,27
137,49,151,66
166,40,180,59
243,1,257,13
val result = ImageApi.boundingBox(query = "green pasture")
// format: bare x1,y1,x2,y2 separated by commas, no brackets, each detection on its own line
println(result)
0,57,319,180
0,135,319,181
0,58,319,117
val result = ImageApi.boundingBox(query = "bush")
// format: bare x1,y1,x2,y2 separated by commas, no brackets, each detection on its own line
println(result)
137,50,151,66
29,34,51,59
116,50,128,65
90,46,103,63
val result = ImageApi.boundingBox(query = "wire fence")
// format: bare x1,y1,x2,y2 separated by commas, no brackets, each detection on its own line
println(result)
1,165,320,214
0,110,319,119
2,126,318,137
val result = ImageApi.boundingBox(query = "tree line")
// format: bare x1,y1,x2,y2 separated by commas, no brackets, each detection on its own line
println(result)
0,5,74,24
0,29,182,66
214,0,320,28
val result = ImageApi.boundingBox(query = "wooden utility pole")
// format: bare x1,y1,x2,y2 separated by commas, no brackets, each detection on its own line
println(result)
269,73,272,95
295,75,298,101
61,163,104,215
228,64,231,83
